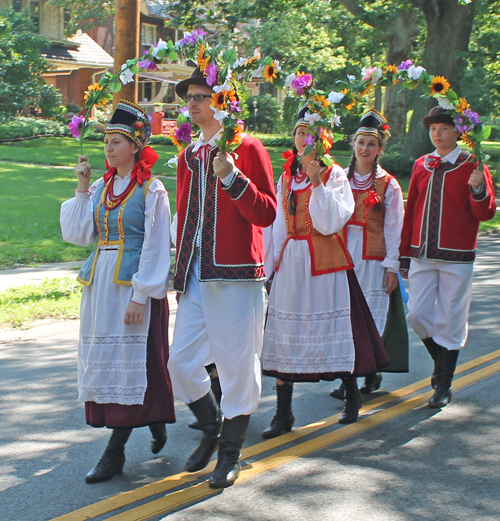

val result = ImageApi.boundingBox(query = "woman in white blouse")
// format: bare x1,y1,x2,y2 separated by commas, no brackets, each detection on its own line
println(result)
330,109,407,401
60,100,175,484
261,107,388,438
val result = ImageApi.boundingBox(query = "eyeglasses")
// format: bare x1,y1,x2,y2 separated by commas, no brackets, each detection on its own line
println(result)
185,94,212,103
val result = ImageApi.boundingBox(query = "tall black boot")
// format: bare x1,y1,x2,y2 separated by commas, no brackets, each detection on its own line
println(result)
329,381,345,401
360,373,382,394
189,368,222,431
185,391,222,473
149,423,167,454
209,415,250,489
262,383,294,439
338,376,363,424
85,428,132,484
429,347,459,408
422,337,441,389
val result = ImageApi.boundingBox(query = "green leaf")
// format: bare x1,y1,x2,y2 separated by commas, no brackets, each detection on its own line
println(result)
168,51,178,61
109,77,123,93
478,125,491,140
321,154,334,166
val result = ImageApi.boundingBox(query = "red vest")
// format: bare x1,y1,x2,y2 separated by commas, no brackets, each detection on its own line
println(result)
174,134,277,292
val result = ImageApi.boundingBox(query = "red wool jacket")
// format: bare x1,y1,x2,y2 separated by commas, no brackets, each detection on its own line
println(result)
174,134,277,292
400,151,496,270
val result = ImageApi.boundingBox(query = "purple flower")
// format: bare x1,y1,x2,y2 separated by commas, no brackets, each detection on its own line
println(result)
69,115,84,139
177,28,207,47
175,122,192,143
180,106,190,118
463,109,481,126
192,28,207,40
398,59,413,71
148,114,154,123
206,62,218,86
237,119,244,126
455,115,472,134
291,74,313,96
139,59,159,71
229,100,241,113
304,133,315,146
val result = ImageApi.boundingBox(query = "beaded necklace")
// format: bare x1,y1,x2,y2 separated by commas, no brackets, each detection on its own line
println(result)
352,169,375,191
103,174,138,210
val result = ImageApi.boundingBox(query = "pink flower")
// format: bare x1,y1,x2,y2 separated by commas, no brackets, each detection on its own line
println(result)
205,62,218,86
175,123,192,143
69,115,84,139
291,74,313,96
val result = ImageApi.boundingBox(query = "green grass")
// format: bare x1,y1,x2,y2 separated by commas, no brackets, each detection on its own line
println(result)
0,277,82,329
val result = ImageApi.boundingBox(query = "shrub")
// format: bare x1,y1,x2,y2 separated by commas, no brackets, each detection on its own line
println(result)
0,117,69,140
245,94,283,134
35,84,67,121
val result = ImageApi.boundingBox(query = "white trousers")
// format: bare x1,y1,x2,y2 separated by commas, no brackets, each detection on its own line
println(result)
168,254,265,419
407,258,474,350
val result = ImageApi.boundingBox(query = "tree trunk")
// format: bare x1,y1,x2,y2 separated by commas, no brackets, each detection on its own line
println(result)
402,0,476,160
113,0,139,106
384,10,418,146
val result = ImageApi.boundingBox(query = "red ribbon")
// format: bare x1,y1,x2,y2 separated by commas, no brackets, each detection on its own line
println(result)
363,190,380,207
428,156,441,169
103,146,159,185
282,149,296,179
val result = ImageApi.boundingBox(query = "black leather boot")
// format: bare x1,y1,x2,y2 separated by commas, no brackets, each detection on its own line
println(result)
189,369,222,431
85,428,132,484
185,391,222,473
360,373,382,394
429,347,459,408
338,376,363,424
149,423,167,454
422,337,441,389
209,415,250,489
329,381,345,401
262,383,294,439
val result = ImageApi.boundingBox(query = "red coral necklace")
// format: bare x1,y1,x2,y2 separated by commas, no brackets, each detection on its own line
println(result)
104,174,137,210
352,170,374,191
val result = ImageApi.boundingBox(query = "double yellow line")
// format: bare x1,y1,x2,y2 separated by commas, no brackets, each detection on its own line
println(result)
52,350,500,521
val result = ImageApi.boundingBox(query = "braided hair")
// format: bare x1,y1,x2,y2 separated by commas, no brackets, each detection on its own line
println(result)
290,144,300,177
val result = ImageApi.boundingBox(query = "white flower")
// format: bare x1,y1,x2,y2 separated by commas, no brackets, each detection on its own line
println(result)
152,38,169,58
166,156,178,168
274,60,282,71
370,68,383,83
304,112,321,124
212,110,229,122
333,114,342,127
232,57,246,68
408,65,426,80
285,73,296,88
119,64,134,85
437,96,454,110
327,91,345,104
253,65,265,78
347,75,356,82
213,82,231,93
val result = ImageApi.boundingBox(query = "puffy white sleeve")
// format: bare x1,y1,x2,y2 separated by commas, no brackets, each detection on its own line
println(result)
263,225,275,280
60,179,101,246
131,179,172,304
382,177,405,272
170,212,178,246
272,175,287,264
309,164,355,236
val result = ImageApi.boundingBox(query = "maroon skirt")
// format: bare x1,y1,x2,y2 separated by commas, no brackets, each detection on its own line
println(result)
263,270,388,383
85,297,176,429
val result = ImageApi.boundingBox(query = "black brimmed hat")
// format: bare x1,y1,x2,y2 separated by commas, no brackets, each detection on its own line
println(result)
106,100,151,149
422,105,455,129
175,67,211,100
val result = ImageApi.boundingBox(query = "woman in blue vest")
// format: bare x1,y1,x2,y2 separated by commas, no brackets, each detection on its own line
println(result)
60,100,175,483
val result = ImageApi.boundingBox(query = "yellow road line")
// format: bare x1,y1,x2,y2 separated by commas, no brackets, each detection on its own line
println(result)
104,359,500,521
51,349,500,521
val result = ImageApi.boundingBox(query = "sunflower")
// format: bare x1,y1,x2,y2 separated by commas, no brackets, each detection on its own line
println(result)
346,100,357,111
84,83,103,101
457,97,471,113
243,55,259,67
341,88,349,95
359,83,374,98
263,61,279,83
460,132,475,150
167,128,183,152
312,94,330,107
197,44,210,72
385,64,398,74
228,89,238,103
229,124,244,145
210,91,228,111
430,76,451,96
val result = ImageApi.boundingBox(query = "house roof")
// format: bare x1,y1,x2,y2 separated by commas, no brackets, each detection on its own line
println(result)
144,0,172,20
43,31,114,68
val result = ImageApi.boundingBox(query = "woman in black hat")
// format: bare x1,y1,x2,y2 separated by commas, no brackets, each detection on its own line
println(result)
330,109,408,401
60,100,175,483
261,107,388,438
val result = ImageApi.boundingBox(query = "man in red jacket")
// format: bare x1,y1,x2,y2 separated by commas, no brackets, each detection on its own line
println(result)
168,68,276,488
400,106,496,408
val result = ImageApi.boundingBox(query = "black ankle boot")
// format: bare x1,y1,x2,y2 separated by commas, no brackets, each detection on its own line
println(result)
360,373,382,394
338,377,363,424
329,381,345,401
262,383,294,439
429,347,459,408
149,423,167,454
85,428,132,484
185,391,222,473
189,373,222,431
209,415,250,489
422,337,442,389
